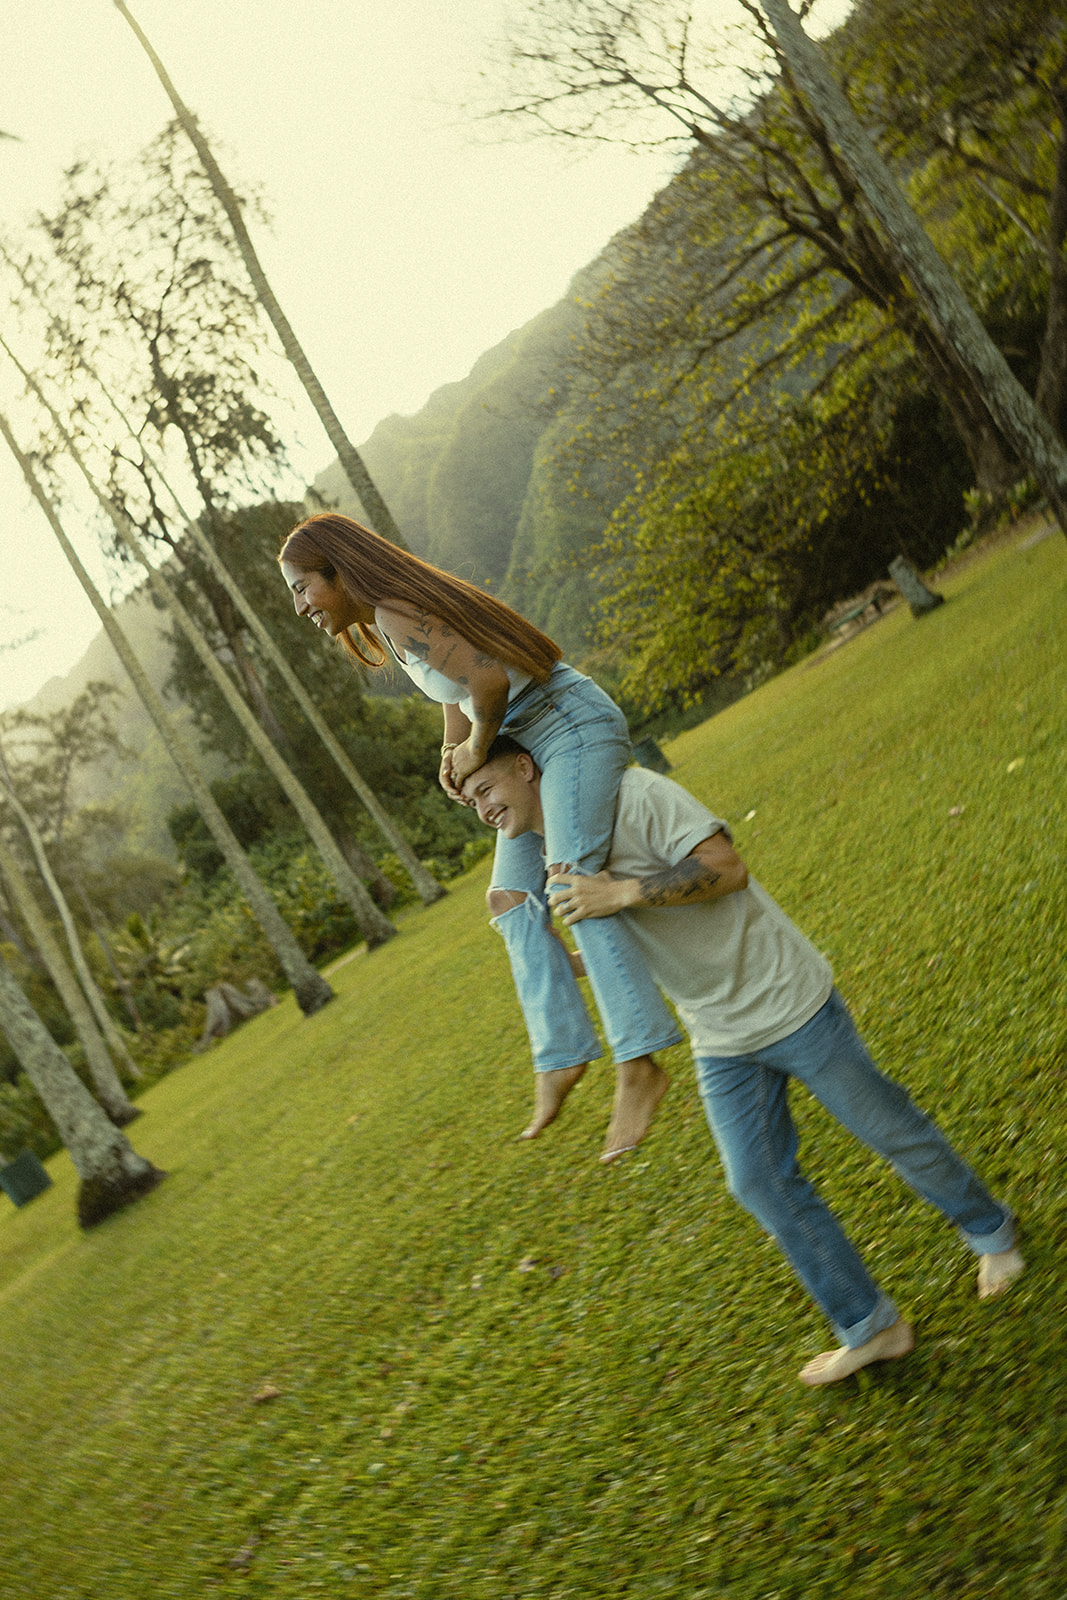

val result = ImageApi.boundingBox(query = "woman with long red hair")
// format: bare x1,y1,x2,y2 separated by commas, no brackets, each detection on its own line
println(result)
279,512,680,1158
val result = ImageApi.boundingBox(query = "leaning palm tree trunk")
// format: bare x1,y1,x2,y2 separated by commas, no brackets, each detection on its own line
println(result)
113,0,408,550
2,339,397,948
0,746,141,1080
0,835,140,1124
0,952,164,1227
0,407,334,1017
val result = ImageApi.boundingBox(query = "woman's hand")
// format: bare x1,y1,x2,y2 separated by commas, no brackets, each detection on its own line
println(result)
439,707,473,803
448,738,488,790
546,870,635,924
438,745,465,802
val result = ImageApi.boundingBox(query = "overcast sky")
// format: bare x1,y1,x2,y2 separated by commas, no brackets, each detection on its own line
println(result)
0,0,844,711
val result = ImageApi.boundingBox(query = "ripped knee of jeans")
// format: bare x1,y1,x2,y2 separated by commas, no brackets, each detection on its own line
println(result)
487,887,529,919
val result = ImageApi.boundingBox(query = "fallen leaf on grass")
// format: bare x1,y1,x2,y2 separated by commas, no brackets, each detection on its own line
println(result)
228,1534,261,1570
948,804,965,817
251,1383,281,1404
1007,757,1025,772
516,1256,539,1272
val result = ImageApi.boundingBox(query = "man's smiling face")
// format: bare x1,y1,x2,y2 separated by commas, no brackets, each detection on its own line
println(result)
461,753,542,839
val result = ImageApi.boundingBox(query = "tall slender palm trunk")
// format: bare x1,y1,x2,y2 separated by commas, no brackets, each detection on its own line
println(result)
0,406,334,1017
113,0,409,550
0,837,140,1125
0,954,163,1228
0,747,141,1080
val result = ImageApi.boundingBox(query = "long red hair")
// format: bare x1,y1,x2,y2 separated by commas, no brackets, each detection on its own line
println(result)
279,513,563,681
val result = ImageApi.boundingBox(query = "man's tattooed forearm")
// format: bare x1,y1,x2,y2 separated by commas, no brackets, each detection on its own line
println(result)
638,858,721,906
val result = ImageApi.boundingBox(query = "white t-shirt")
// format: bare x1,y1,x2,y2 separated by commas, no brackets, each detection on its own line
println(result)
607,768,833,1057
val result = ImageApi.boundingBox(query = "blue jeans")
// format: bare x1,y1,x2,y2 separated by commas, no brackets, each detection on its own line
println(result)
695,990,1014,1347
490,665,681,1070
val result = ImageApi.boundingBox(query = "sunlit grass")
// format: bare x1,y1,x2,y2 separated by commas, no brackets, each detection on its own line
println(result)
1,522,1065,1598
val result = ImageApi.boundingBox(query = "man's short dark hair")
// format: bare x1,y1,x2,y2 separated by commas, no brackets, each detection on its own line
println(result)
483,733,529,765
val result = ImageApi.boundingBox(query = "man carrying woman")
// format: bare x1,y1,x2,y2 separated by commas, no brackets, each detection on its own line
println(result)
279,512,680,1160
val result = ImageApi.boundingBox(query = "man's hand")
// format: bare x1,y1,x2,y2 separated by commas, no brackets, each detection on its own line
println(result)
547,870,637,924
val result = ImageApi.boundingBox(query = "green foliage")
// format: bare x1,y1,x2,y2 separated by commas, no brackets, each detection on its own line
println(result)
0,526,1064,1597
0,1071,58,1164
594,337,972,710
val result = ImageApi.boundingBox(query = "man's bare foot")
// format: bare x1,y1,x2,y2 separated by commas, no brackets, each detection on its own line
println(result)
977,1245,1025,1299
799,1318,915,1387
599,1056,670,1165
520,1063,587,1140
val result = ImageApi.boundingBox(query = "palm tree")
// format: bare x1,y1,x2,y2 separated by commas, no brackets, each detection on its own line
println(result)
0,835,140,1125
0,952,163,1227
0,740,141,1081
113,0,409,550
0,405,335,1017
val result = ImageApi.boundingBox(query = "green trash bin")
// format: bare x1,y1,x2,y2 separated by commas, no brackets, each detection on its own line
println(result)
0,1150,53,1208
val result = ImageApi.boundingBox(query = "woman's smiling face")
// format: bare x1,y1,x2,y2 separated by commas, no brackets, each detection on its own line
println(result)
281,561,365,636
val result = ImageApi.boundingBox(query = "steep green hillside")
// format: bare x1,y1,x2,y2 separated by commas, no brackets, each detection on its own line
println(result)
312,267,606,649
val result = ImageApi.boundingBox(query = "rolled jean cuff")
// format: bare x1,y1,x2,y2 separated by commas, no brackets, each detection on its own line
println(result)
962,1208,1016,1256
837,1290,901,1351
611,1025,684,1065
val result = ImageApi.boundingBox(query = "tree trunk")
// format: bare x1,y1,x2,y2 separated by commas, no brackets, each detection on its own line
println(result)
759,0,1067,535
113,0,409,550
0,890,44,970
0,755,141,1082
4,344,397,950
70,876,146,1033
0,953,164,1228
0,838,140,1124
0,406,334,1018
901,311,1019,494
1034,106,1067,432
335,823,398,911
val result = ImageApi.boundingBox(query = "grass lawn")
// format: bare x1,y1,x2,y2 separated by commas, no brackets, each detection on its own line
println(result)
1,522,1065,1599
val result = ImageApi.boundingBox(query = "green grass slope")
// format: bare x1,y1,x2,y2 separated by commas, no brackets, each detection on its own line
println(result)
1,525,1065,1600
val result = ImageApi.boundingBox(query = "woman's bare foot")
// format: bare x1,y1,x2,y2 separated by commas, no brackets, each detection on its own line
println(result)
599,1056,670,1165
977,1245,1025,1298
520,1063,587,1140
799,1318,915,1387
